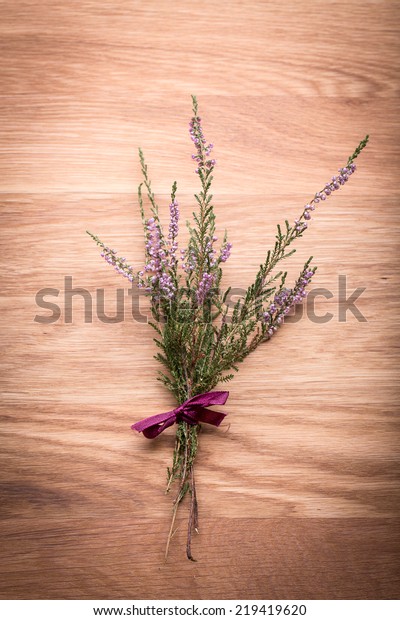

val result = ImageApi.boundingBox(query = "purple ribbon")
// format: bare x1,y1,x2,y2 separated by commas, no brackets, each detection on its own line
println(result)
131,390,229,439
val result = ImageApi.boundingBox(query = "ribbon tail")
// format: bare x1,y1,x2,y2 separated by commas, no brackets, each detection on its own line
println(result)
131,410,176,438
193,406,226,427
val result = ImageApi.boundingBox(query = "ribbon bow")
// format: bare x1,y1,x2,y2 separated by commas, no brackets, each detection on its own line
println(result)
131,390,229,439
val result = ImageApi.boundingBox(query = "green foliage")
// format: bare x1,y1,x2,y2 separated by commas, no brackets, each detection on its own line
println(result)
87,99,369,408
348,134,369,166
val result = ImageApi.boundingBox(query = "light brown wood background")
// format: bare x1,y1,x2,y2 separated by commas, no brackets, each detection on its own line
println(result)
1,0,399,601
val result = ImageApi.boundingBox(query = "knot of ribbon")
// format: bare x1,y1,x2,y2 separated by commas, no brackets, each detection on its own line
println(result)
131,390,229,439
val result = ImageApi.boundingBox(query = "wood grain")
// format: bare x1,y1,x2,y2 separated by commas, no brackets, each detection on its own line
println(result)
1,0,399,600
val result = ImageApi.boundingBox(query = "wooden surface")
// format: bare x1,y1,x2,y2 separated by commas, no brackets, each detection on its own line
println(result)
1,0,399,601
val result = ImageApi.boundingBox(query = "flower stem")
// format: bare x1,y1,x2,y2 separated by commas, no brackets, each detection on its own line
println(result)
165,421,200,561
186,465,199,561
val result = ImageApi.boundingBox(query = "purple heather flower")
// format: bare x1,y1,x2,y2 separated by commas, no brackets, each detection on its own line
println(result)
141,217,177,300
327,165,355,195
181,248,197,274
219,242,232,263
295,163,357,228
274,287,291,306
189,116,215,172
159,273,175,299
295,220,308,232
197,272,215,305
262,267,315,338
168,199,179,265
99,245,136,282
205,239,217,267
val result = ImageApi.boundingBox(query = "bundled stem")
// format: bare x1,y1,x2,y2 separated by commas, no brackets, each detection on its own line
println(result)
165,421,200,561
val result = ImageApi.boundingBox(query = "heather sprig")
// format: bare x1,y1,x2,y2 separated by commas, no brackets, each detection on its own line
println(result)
87,97,368,560
86,232,136,283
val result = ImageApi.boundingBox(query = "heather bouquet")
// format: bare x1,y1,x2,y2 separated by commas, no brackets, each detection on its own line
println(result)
88,97,368,560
